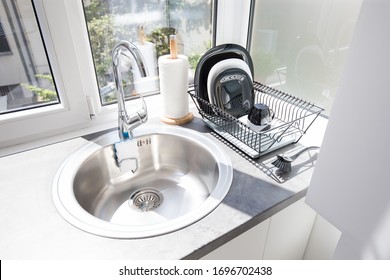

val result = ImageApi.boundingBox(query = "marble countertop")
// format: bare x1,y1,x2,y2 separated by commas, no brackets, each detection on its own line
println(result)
0,97,326,260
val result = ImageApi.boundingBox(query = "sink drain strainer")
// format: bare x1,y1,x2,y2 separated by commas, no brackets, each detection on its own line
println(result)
129,189,163,212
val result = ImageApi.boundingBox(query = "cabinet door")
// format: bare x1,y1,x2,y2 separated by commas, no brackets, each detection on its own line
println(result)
263,197,316,260
201,219,270,260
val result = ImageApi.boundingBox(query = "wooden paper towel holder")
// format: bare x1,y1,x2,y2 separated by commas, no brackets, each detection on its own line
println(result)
160,112,193,125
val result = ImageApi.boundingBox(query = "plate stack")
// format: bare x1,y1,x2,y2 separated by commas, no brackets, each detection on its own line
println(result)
194,43,254,118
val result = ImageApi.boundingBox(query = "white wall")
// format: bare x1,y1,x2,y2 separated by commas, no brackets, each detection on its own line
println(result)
305,0,390,259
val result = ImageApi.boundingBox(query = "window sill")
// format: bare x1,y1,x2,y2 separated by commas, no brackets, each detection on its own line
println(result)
0,103,66,124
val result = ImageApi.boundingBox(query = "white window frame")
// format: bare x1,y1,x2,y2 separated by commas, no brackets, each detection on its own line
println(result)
0,0,251,155
215,0,251,47
0,0,94,151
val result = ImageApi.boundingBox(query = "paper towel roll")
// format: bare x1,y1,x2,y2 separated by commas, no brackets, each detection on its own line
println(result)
134,41,158,77
133,42,159,94
158,54,190,120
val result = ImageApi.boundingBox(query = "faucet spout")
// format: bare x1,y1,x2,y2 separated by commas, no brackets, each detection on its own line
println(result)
112,40,149,140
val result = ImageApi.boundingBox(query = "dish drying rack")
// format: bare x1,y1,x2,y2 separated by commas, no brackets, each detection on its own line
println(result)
189,81,324,158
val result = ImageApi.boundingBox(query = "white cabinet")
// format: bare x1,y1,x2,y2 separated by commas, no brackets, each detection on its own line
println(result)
202,197,316,259
303,214,341,260
201,218,270,260
262,197,316,259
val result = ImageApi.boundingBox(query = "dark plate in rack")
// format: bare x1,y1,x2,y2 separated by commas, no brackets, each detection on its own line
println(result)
194,44,254,109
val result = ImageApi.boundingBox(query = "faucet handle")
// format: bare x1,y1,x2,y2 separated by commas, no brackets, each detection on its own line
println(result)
122,93,148,139
136,93,148,124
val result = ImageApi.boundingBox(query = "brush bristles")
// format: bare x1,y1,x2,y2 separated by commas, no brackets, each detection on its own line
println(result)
271,157,292,173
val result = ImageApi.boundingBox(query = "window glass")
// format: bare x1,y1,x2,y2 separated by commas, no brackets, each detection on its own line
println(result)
0,0,59,114
82,0,213,105
249,0,363,115
0,21,11,54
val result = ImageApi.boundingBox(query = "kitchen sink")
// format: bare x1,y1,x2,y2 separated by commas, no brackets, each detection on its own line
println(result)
52,126,233,238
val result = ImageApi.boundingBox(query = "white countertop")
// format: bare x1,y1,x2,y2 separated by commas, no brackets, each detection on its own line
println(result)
0,97,327,259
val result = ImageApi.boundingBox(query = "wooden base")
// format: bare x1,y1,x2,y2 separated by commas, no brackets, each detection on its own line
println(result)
160,112,194,125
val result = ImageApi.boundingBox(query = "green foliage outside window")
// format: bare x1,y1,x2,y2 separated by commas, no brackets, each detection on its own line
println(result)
83,0,212,103
21,74,57,102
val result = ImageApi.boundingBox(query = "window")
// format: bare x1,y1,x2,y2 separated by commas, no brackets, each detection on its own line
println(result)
249,0,363,115
0,0,93,151
0,0,59,114
82,0,214,105
0,0,215,153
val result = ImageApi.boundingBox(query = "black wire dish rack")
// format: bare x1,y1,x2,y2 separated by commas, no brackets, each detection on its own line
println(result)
189,81,324,159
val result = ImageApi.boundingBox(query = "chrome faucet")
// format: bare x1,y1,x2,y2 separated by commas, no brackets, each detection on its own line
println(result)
112,40,149,140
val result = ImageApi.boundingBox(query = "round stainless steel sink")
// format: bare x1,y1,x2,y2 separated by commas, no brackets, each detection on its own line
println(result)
52,126,233,238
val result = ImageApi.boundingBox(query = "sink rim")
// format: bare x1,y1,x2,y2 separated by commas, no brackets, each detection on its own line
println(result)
52,125,233,239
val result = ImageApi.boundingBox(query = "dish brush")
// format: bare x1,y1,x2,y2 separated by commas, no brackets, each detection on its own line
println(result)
271,146,320,173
